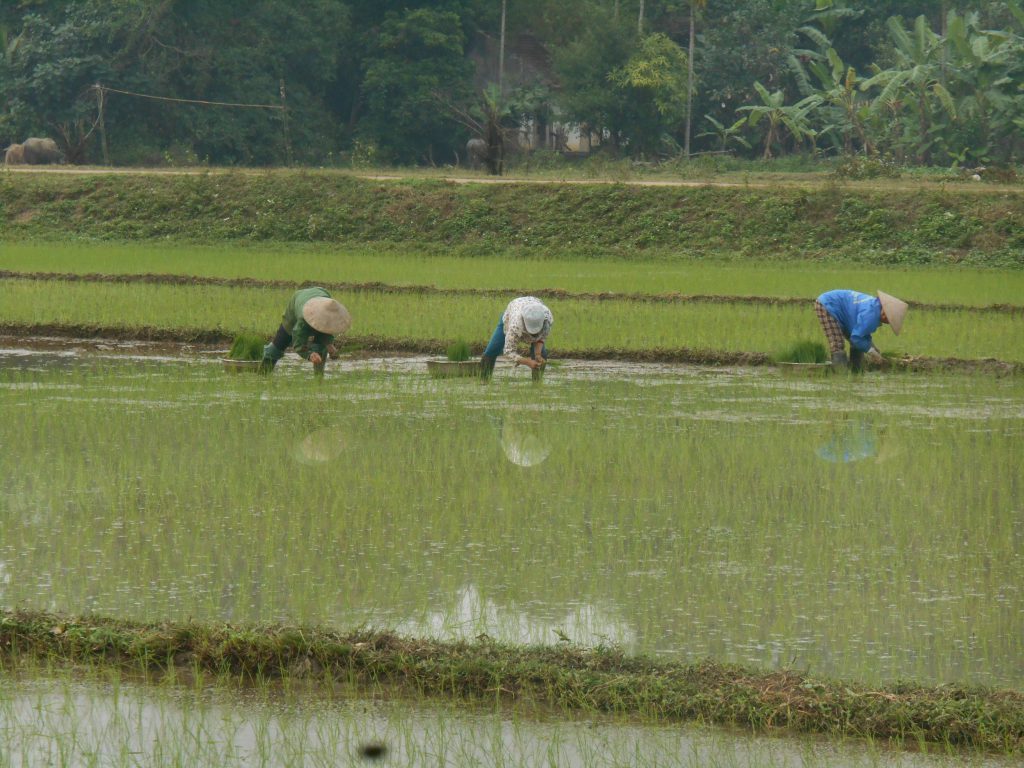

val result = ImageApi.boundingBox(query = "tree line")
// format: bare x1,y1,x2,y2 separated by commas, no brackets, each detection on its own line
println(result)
1,0,1021,168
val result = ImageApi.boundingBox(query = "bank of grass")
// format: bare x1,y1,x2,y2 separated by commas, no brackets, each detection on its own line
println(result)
1,171,1022,266
0,610,1020,755
1,279,1022,363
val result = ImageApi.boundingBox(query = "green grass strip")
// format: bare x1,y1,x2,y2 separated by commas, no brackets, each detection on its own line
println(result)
2,280,1022,362
2,270,1021,315
3,241,1024,306
1,610,1021,754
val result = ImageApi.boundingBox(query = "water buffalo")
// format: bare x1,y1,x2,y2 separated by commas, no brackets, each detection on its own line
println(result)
4,143,25,166
21,137,63,164
466,138,487,170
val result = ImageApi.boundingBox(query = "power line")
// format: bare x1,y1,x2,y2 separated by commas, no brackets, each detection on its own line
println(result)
94,84,285,110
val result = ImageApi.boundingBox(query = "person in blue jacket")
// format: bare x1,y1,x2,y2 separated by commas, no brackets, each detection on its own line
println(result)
815,290,908,371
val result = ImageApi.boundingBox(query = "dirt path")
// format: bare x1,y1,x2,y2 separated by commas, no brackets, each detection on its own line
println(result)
6,165,1019,195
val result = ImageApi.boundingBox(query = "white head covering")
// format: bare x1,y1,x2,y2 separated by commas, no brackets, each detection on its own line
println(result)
523,304,547,335
302,297,351,335
876,291,908,335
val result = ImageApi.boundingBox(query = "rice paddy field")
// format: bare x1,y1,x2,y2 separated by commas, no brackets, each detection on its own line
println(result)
0,343,1022,764
1,175,1022,764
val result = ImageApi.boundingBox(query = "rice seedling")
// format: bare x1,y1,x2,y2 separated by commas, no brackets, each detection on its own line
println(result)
773,340,830,363
445,340,472,362
1,279,1022,362
0,360,1020,694
228,333,265,361
3,241,1024,306
0,665,988,768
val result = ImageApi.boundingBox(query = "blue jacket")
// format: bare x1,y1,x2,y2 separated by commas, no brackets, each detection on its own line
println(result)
817,290,881,353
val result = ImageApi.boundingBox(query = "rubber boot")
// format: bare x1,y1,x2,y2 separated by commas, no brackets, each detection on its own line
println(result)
849,348,864,373
830,351,849,372
258,343,284,375
479,355,497,381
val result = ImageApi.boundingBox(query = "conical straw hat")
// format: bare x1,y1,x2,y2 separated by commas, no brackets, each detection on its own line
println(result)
876,291,908,335
302,297,351,335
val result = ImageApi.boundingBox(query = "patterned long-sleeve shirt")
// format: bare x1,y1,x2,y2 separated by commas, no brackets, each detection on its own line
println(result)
502,296,553,358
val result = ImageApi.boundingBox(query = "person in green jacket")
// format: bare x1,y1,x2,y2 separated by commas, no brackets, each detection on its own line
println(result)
259,287,351,375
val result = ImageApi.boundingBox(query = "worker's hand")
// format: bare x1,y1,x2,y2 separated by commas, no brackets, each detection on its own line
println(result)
309,352,323,366
520,357,540,370
867,347,884,364
327,344,338,360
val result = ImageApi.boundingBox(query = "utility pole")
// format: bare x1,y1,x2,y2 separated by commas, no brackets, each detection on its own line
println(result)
95,84,110,165
279,78,293,167
499,0,507,93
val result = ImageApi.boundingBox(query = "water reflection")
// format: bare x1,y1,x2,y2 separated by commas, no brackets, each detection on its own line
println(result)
392,585,637,649
294,426,346,465
816,418,879,464
500,421,551,468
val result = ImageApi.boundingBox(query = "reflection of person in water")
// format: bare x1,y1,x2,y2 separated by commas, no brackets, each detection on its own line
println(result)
816,419,879,463
500,420,551,467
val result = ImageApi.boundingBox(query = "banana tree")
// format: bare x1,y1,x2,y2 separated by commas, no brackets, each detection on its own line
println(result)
859,15,955,164
737,82,821,159
788,27,872,156
942,9,1024,163
696,114,750,153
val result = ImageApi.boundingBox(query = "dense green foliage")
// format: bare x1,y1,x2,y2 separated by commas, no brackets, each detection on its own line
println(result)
1,1,1021,166
2,172,1022,266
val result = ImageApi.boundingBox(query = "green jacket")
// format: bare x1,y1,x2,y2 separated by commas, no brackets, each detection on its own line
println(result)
282,287,334,360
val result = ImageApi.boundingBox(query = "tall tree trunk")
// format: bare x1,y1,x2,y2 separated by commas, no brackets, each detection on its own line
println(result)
684,4,696,159
638,0,644,34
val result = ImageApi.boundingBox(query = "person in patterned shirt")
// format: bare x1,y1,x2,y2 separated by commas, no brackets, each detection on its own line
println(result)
479,296,553,380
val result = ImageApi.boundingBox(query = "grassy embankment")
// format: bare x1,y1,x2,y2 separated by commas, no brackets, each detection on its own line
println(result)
1,170,1022,368
2,610,1021,755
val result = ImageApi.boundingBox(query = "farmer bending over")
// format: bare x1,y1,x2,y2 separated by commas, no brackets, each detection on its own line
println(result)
480,296,553,380
259,287,351,375
815,289,908,372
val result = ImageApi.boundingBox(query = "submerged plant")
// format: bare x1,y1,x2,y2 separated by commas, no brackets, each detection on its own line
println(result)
228,333,265,361
446,340,472,362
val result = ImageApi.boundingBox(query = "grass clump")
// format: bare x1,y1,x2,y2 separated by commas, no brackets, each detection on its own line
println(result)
445,340,472,362
227,333,264,361
774,340,829,363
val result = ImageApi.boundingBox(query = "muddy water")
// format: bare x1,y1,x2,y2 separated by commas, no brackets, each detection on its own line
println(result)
0,674,1010,768
1,342,1022,690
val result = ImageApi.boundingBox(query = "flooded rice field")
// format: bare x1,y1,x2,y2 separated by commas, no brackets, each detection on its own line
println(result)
1,671,1008,768
1,340,1021,692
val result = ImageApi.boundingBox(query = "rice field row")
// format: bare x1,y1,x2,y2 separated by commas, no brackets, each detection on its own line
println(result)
1,278,1021,361
1,667,986,768
4,241,1024,307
